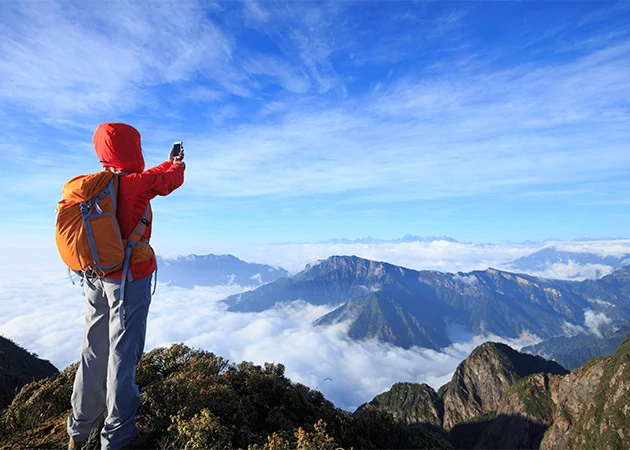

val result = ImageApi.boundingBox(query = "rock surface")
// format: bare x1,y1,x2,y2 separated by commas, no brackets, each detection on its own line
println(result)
442,342,568,429
543,334,630,449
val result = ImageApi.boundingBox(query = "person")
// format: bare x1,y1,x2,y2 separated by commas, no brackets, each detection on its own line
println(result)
67,122,185,449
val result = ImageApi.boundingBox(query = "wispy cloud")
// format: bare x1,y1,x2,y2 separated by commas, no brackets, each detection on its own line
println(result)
584,309,613,338
0,0,235,117
173,40,630,205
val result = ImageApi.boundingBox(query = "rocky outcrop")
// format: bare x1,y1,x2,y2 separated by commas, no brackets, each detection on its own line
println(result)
442,342,568,429
539,356,608,449
542,333,630,449
357,382,443,428
0,336,59,411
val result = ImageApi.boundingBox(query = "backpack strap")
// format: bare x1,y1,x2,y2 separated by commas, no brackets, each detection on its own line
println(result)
119,205,151,326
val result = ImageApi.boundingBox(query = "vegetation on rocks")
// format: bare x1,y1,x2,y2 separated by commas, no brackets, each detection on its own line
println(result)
0,344,451,450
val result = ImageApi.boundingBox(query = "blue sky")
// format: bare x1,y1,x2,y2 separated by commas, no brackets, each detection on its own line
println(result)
1,0,630,256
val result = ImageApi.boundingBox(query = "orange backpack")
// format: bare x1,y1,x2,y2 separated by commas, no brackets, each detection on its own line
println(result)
55,171,150,278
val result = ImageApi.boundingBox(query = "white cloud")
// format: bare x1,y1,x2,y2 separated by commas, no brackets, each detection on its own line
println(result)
2,3,630,242
2,239,627,291
148,238,630,282
0,0,237,118
553,240,630,258
0,239,626,410
527,261,616,281
561,321,586,337
244,0,271,23
584,309,613,338
453,273,479,286
178,37,630,202
243,55,312,93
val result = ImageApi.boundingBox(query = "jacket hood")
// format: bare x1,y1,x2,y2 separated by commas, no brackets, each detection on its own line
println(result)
93,122,145,173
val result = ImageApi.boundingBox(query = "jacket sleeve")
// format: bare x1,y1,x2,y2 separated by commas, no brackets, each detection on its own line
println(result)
138,162,185,198
143,161,174,175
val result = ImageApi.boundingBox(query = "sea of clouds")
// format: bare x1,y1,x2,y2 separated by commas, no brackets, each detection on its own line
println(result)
1,238,629,410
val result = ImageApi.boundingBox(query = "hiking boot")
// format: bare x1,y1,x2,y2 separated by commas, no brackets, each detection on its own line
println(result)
68,437,83,450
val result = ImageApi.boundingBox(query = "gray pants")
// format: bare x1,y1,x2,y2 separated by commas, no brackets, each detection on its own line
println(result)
68,275,152,450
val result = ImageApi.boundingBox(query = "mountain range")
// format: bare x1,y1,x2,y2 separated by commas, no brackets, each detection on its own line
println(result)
156,254,289,288
225,255,630,365
506,246,630,277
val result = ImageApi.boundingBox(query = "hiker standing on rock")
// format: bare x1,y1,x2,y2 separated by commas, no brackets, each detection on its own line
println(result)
65,123,185,449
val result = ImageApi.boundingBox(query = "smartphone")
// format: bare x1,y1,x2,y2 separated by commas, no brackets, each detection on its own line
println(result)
172,141,183,158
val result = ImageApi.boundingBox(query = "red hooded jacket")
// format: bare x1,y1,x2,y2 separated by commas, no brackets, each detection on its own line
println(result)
93,122,185,281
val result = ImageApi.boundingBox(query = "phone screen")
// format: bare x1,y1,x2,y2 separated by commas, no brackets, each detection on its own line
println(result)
172,141,182,157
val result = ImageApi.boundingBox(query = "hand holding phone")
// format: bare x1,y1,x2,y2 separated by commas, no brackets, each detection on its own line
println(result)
170,141,184,162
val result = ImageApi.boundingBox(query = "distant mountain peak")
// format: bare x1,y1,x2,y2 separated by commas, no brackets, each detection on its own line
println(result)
507,246,630,278
156,253,289,288
300,255,396,279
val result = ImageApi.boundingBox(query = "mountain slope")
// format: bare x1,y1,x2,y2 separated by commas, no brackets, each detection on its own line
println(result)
538,356,609,449
522,327,630,370
481,333,630,450
314,286,454,349
559,334,630,449
0,336,59,412
157,254,289,288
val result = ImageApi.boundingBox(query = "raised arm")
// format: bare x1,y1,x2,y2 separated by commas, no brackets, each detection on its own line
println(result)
139,162,185,198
